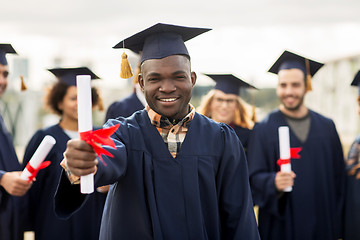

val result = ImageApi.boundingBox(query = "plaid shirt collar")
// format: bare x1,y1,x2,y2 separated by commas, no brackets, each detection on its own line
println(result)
146,104,195,128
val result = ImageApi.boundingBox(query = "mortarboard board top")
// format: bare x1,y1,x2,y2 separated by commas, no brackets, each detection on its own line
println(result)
204,73,257,95
113,23,211,63
351,71,360,87
268,50,324,77
48,67,100,86
351,70,360,95
0,44,17,66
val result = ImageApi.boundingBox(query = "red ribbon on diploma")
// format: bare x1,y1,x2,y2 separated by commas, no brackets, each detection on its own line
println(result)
277,147,302,166
79,124,120,166
25,161,51,182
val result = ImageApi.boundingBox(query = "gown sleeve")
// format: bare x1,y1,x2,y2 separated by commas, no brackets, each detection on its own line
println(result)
217,124,260,239
54,119,128,219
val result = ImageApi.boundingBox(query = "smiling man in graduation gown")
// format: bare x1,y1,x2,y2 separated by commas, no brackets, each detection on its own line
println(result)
54,23,260,240
247,50,346,240
0,44,32,240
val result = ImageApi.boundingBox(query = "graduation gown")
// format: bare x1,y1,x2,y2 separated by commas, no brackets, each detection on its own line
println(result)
232,124,255,151
55,110,260,240
247,109,345,240
344,135,360,240
22,124,106,240
105,92,144,121
0,114,24,240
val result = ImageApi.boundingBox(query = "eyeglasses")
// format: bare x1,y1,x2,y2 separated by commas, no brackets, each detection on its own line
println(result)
213,97,236,105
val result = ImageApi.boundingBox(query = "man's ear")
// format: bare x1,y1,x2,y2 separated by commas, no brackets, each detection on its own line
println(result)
191,72,197,87
138,74,144,91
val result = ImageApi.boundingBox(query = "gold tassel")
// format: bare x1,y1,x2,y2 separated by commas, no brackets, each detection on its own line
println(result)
20,75,27,91
120,52,133,79
305,59,312,92
120,40,133,79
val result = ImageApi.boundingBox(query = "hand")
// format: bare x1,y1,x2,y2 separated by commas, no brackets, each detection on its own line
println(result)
0,171,32,196
275,171,296,191
64,139,98,177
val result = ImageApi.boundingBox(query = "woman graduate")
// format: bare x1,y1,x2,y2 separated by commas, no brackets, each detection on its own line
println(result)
197,73,257,150
344,71,360,239
22,67,106,240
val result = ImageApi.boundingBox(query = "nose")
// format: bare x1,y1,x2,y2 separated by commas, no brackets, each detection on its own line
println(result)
159,79,176,93
283,85,294,95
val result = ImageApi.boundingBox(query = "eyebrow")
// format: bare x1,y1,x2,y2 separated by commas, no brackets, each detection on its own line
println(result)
146,70,187,77
147,72,161,77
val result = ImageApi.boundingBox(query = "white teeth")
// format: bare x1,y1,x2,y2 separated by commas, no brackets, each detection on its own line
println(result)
160,98,176,102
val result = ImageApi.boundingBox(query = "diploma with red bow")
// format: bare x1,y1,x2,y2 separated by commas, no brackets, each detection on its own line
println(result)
77,75,119,194
277,126,302,192
21,135,56,182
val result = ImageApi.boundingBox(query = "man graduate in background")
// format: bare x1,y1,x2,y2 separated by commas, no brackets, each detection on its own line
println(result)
0,44,32,240
55,23,260,240
247,50,346,240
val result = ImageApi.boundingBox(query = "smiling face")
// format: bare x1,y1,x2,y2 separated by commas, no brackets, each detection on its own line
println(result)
210,89,238,124
0,64,9,98
58,85,78,122
139,55,196,119
276,68,306,113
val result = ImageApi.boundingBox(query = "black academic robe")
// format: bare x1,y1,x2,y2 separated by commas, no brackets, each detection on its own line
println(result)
247,109,345,240
22,124,106,240
0,114,24,240
344,135,360,240
105,92,144,121
55,110,260,240
232,124,255,151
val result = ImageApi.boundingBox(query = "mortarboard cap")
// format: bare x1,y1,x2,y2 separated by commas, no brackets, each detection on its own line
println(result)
48,67,100,86
268,50,324,91
351,70,360,95
113,23,211,63
0,44,17,65
205,73,257,95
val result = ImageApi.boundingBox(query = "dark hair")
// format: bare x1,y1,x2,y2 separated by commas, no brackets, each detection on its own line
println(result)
44,81,101,116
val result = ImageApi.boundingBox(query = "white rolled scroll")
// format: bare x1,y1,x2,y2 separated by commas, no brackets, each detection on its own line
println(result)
77,75,94,194
278,126,292,192
21,135,56,181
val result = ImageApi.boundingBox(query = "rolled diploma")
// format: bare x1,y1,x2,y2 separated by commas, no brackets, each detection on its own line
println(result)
21,135,56,181
77,75,94,194
278,126,292,192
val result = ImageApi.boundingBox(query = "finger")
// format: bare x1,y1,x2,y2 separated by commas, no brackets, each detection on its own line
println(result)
69,166,98,177
67,139,95,152
66,156,98,169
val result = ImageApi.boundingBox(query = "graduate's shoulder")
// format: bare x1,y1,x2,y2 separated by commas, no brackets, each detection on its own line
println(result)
104,109,146,129
308,109,336,127
255,109,282,129
194,113,237,137
30,124,61,139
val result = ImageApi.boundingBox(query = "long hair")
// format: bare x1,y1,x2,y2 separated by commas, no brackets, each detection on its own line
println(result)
197,89,255,129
